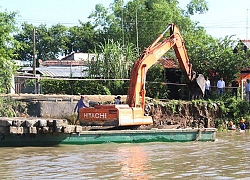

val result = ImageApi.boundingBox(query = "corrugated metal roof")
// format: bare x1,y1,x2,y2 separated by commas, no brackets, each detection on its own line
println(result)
21,66,88,78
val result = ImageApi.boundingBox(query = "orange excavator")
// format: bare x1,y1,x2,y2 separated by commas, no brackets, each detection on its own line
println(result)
79,23,205,127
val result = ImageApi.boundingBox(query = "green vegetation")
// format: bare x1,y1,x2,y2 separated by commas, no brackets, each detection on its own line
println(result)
0,11,19,93
0,97,27,117
1,0,250,96
0,1,249,122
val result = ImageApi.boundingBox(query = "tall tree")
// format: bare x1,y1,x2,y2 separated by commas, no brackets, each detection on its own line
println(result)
67,21,97,55
14,22,34,61
14,23,69,61
89,0,208,53
0,10,19,93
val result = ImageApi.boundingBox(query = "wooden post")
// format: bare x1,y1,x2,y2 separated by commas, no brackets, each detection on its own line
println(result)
33,28,37,94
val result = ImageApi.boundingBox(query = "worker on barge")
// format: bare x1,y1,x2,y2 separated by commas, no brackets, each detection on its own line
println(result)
74,95,89,120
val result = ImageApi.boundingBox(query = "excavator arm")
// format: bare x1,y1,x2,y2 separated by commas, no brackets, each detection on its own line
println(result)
127,23,205,109
79,23,205,128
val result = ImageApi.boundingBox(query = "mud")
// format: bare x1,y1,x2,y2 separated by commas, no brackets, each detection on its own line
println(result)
149,101,220,129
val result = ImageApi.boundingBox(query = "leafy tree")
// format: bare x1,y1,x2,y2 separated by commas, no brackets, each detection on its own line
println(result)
14,22,34,61
14,23,70,62
45,24,69,58
89,0,208,53
185,0,209,15
188,35,250,85
11,0,249,99
0,10,19,93
14,22,98,61
87,0,215,97
67,22,97,55
206,36,249,85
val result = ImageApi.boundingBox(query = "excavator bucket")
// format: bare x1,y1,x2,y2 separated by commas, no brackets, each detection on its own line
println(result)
187,74,205,99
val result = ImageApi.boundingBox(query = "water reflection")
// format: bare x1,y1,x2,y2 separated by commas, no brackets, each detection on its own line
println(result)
0,132,250,179
116,146,151,179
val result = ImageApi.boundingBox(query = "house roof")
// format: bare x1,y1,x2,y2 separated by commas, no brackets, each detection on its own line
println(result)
158,57,179,68
39,60,86,66
241,40,250,48
21,66,88,78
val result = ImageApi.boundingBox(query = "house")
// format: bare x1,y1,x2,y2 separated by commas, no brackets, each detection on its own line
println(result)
20,66,88,78
234,40,250,82
61,52,96,61
158,57,186,99
39,53,96,67
15,53,95,94
234,40,250,53
13,60,32,67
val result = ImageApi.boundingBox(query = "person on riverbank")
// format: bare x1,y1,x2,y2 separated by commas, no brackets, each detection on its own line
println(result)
205,77,211,99
74,95,89,120
245,79,250,102
231,78,239,99
217,77,225,96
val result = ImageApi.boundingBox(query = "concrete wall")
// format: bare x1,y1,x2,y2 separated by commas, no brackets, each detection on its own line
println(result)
28,101,76,118
3,94,124,119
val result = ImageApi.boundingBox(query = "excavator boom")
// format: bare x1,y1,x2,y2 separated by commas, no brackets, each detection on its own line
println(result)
79,23,205,127
127,24,205,109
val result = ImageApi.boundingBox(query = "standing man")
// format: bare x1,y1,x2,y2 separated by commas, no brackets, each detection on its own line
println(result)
205,77,211,99
74,95,89,120
217,77,225,96
231,78,239,99
245,79,250,102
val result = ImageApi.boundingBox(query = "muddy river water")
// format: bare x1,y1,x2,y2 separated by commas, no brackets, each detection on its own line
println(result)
0,131,249,180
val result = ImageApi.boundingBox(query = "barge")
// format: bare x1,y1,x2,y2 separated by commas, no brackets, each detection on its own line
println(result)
0,117,216,147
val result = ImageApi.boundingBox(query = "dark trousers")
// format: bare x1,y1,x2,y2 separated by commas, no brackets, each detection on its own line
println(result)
232,88,238,99
218,88,224,95
205,89,210,99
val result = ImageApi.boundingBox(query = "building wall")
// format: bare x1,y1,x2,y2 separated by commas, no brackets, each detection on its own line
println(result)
63,53,96,61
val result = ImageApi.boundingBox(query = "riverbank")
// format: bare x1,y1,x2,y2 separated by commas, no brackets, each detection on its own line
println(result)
1,94,215,128
1,93,249,129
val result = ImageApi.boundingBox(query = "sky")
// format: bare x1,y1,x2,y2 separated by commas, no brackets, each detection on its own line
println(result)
1,0,250,40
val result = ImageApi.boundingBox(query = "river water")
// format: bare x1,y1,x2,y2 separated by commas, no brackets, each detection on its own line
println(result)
0,132,249,180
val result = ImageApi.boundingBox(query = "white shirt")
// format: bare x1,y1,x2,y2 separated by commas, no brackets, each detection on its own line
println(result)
217,80,225,88
205,80,210,90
